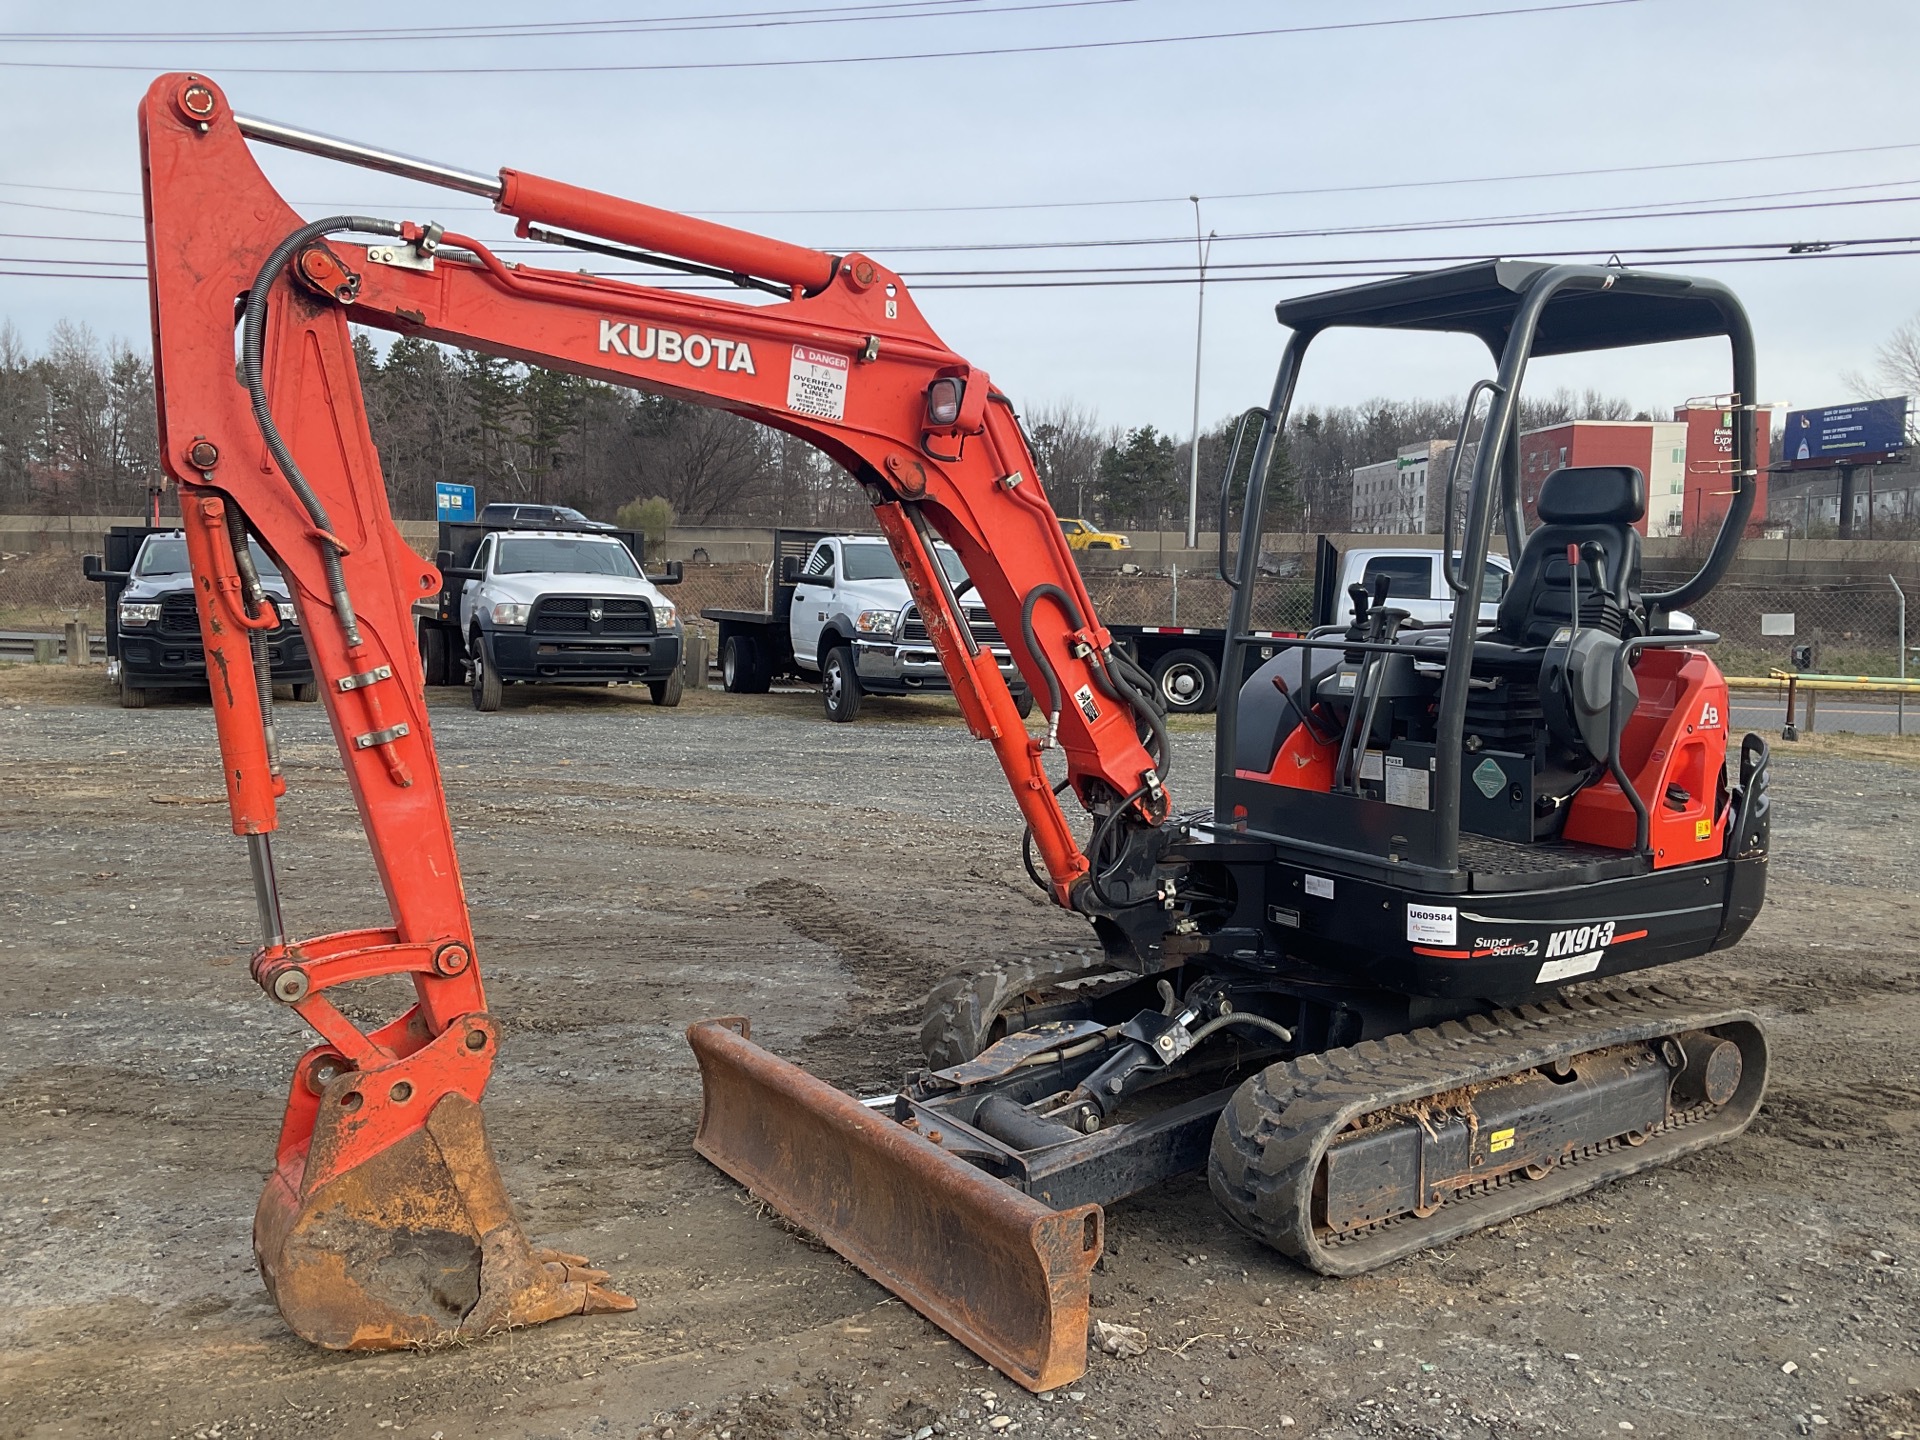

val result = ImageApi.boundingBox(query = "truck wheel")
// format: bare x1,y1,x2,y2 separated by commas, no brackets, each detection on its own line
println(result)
1154,648,1219,713
118,678,150,709
1015,688,1036,720
649,670,685,707
292,682,320,703
821,645,863,723
470,632,503,712
420,624,455,686
722,634,771,694
271,682,296,702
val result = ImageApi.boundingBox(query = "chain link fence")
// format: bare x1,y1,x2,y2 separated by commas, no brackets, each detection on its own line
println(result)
6,533,1908,689
1684,582,1909,679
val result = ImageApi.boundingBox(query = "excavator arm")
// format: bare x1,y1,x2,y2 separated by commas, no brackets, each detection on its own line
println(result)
140,73,1170,1358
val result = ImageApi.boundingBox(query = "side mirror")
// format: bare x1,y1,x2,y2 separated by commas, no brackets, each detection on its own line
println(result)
435,549,455,570
649,560,683,587
83,553,129,584
780,556,801,584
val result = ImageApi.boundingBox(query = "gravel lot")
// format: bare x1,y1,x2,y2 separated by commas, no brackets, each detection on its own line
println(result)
2,666,1918,1440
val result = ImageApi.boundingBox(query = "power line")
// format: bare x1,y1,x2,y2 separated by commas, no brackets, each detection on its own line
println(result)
0,0,1057,44
907,245,1920,288
0,231,145,244
0,0,1652,75
17,173,1920,260
0,1,1142,47
809,187,1920,255
698,141,1920,219
12,236,1919,287
7,138,1917,227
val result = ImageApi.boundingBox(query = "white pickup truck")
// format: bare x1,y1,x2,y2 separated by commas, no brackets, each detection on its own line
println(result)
417,521,685,712
701,529,1034,722
1333,546,1514,625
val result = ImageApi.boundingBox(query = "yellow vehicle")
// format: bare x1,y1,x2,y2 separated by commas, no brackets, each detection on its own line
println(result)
1057,517,1130,551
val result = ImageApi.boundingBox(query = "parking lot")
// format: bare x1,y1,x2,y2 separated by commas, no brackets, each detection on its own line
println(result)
3,665,1919,1439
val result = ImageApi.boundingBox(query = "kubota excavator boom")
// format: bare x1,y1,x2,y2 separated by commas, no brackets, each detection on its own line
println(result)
139,73,1173,1352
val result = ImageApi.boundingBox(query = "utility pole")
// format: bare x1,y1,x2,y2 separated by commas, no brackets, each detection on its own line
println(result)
1185,197,1214,551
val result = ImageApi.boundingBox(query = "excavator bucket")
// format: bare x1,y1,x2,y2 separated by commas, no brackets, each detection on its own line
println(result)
687,1018,1102,1393
254,1086,635,1349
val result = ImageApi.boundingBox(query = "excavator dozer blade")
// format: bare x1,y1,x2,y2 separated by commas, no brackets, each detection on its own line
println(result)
254,1089,635,1349
687,1018,1102,1394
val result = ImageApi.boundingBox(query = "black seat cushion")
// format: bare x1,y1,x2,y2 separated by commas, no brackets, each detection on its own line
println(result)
1496,466,1645,646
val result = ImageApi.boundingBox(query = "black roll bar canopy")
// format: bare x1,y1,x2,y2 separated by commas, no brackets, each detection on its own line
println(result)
1219,260,1760,874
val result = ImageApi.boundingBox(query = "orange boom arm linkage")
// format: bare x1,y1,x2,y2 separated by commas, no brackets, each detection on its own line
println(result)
139,73,1166,1347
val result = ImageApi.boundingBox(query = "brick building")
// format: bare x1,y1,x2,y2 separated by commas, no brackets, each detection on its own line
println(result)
1516,420,1687,536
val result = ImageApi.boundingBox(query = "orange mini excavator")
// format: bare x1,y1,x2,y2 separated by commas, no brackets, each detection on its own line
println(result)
142,75,1771,1390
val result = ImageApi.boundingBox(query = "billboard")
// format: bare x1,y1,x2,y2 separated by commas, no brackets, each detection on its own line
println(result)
435,481,476,522
1782,397,1909,468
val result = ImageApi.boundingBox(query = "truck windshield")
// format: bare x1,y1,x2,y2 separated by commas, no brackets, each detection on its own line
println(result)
841,543,968,586
495,537,639,577
136,536,283,579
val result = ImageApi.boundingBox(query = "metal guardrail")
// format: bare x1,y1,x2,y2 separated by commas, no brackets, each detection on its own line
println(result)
0,629,107,662
1726,669,1917,738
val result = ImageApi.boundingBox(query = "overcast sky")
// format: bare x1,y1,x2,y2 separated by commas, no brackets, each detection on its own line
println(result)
3,0,1918,438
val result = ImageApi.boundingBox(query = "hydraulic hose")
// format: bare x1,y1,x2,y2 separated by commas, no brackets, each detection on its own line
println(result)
1019,582,1170,785
1086,781,1152,910
1020,583,1076,746
240,214,406,651
1022,775,1075,892
1186,1011,1295,1048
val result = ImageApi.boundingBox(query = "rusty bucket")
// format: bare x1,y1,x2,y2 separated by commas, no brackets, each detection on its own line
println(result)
687,1017,1101,1393
255,1085,634,1349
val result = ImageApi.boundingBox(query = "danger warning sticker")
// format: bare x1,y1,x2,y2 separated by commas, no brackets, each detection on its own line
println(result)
787,345,850,421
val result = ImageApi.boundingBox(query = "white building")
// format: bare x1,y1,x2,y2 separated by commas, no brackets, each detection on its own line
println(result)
1349,439,1472,534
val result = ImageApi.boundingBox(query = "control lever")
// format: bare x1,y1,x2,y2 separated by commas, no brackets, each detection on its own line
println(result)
1579,541,1608,601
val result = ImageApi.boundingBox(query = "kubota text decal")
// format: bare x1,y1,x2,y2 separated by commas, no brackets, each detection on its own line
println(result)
598,319,757,373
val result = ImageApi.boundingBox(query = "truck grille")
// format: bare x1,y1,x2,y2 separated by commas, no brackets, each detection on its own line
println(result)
531,596,654,636
899,606,1003,648
157,590,288,639
159,591,201,637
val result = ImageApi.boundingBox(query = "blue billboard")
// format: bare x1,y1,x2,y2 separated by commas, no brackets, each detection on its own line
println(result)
1783,397,1909,468
435,481,476,521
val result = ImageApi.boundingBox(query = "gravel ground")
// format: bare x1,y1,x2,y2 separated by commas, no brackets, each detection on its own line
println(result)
1,666,1917,1440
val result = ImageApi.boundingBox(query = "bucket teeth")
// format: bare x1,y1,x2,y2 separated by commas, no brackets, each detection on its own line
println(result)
687,1016,1101,1394
255,1090,634,1349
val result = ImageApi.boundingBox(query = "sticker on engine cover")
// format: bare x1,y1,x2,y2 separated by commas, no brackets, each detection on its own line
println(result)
1358,749,1384,782
787,344,849,420
1385,755,1430,810
1073,684,1101,722
1406,903,1456,946
1472,756,1507,799
1304,874,1335,899
1695,817,1713,840
1536,950,1604,983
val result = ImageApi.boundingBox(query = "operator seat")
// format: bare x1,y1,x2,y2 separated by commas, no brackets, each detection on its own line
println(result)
1494,464,1646,645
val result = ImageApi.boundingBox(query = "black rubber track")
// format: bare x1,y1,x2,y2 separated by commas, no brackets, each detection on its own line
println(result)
918,948,1110,1069
1207,983,1768,1276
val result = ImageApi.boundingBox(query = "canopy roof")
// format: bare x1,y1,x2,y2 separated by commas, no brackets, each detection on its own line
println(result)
1273,260,1739,357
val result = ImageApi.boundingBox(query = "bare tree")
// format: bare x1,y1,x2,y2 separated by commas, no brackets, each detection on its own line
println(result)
1022,398,1114,518
1843,313,1920,401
